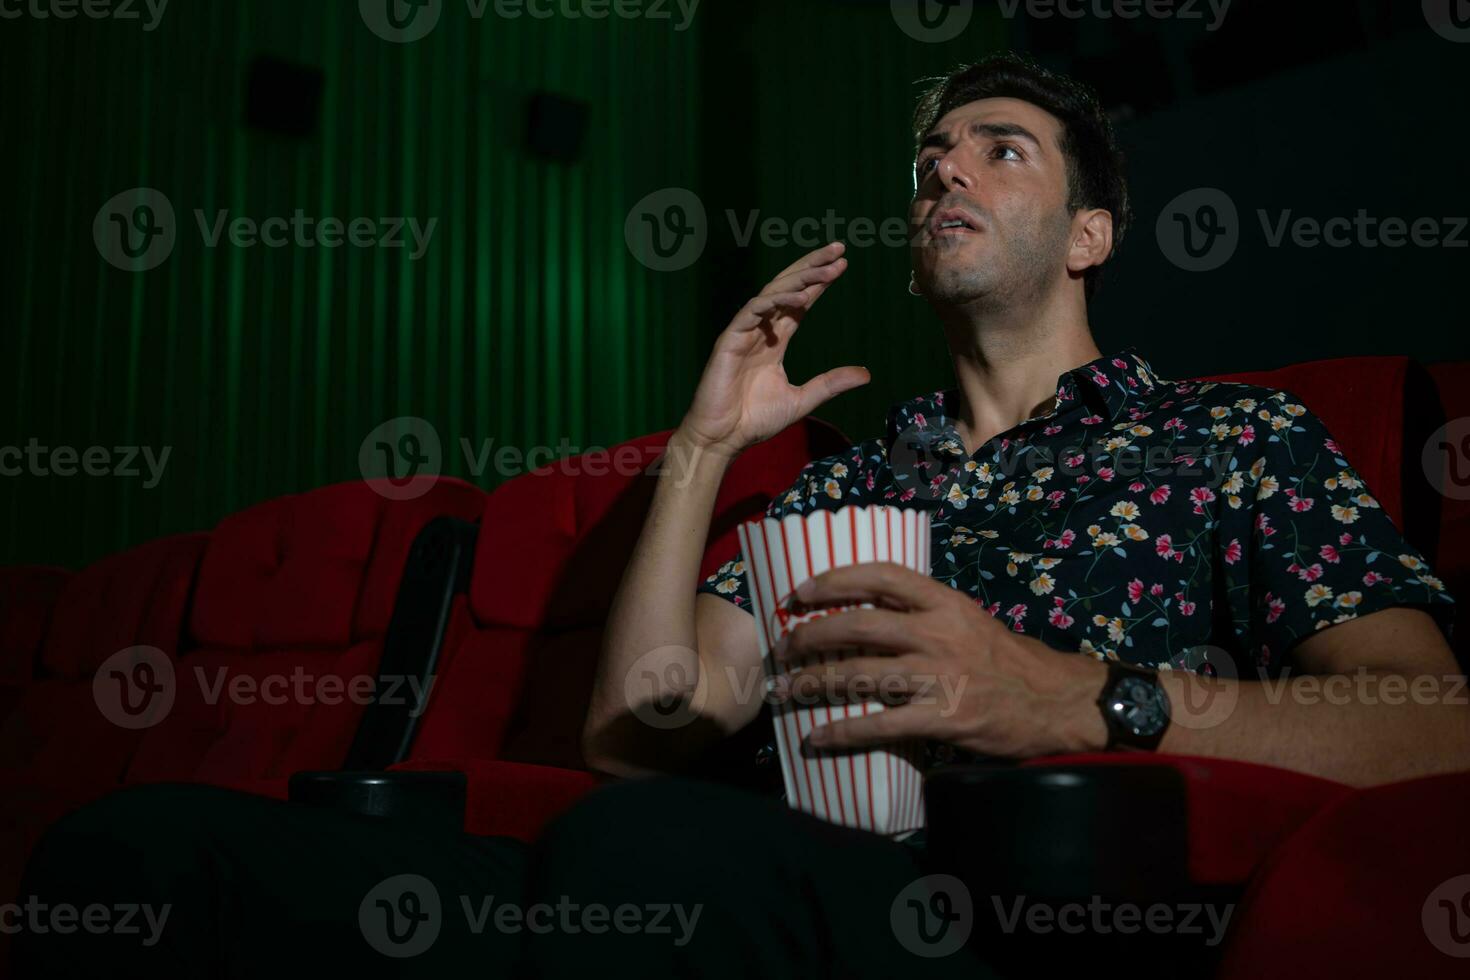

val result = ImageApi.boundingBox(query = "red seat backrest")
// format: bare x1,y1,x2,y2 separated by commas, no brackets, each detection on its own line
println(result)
121,478,486,796
409,419,852,769
1197,356,1442,558
1428,361,1469,666
0,533,208,795
0,533,207,908
0,568,72,724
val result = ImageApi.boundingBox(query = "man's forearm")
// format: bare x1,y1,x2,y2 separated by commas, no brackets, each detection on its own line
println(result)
1152,668,1470,787
582,429,733,775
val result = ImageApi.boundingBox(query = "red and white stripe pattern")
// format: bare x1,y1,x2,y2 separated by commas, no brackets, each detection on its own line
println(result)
737,504,930,837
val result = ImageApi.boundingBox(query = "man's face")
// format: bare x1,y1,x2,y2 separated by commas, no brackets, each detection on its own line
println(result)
909,96,1077,309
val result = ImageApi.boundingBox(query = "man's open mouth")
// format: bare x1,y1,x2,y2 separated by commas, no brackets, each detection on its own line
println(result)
928,207,981,237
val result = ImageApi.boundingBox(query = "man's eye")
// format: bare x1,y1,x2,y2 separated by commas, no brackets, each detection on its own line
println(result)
994,144,1022,161
918,157,939,175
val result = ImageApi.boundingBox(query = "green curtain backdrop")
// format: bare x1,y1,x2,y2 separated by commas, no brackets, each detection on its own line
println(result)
1,0,706,567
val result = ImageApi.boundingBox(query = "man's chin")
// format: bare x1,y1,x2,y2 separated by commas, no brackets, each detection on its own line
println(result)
915,258,992,301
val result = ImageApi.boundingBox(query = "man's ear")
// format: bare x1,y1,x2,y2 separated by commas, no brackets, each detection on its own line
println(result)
1067,208,1114,277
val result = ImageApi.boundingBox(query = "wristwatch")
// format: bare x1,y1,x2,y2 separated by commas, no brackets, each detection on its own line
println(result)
1096,661,1170,751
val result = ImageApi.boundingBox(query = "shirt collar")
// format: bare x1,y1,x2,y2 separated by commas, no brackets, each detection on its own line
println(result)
883,348,1162,459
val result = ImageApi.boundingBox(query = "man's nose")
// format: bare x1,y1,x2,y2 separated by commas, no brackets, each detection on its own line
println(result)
937,149,976,191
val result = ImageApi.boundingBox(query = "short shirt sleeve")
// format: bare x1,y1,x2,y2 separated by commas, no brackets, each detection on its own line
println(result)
694,452,855,613
1219,389,1455,674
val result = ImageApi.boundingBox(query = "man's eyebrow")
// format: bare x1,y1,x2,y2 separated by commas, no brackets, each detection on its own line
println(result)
917,121,1045,155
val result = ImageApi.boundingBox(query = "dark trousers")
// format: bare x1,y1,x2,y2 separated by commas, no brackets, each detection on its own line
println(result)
12,778,994,978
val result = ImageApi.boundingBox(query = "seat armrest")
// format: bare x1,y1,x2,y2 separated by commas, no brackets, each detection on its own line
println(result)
389,758,606,840
288,770,467,833
925,763,1190,901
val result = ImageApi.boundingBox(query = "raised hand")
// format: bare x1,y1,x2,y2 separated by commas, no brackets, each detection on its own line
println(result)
678,241,870,458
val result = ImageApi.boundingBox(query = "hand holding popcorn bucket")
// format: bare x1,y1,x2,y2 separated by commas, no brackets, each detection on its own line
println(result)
737,504,930,836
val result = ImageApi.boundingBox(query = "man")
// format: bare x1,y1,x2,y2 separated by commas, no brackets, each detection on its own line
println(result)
16,52,1464,978
588,52,1462,789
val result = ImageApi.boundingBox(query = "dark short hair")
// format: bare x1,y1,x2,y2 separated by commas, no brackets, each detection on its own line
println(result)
911,51,1131,301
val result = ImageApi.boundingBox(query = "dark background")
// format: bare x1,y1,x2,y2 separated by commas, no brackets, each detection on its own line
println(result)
2,0,1467,568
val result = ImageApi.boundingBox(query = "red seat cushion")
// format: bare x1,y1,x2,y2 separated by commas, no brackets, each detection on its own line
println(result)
1216,769,1470,979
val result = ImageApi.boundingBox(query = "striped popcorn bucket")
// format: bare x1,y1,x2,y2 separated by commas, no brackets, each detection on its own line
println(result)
737,504,930,837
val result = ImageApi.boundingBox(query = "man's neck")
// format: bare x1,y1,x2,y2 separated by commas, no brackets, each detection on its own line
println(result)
936,296,1101,457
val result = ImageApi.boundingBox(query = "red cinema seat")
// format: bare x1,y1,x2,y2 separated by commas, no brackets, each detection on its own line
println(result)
1428,360,1470,668
0,476,487,917
1205,355,1444,559
1215,769,1470,980
0,533,207,907
0,567,71,725
392,418,853,841
121,478,486,800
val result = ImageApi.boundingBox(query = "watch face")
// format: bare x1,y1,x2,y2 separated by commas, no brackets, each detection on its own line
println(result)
1110,674,1168,737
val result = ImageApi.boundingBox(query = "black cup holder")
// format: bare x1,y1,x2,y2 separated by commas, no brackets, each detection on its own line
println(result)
288,770,467,834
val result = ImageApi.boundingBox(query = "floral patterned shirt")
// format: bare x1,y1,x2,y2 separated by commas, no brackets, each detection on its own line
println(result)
697,348,1455,678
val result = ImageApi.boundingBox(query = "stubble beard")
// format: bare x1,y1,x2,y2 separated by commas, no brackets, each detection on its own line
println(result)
916,207,1075,315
